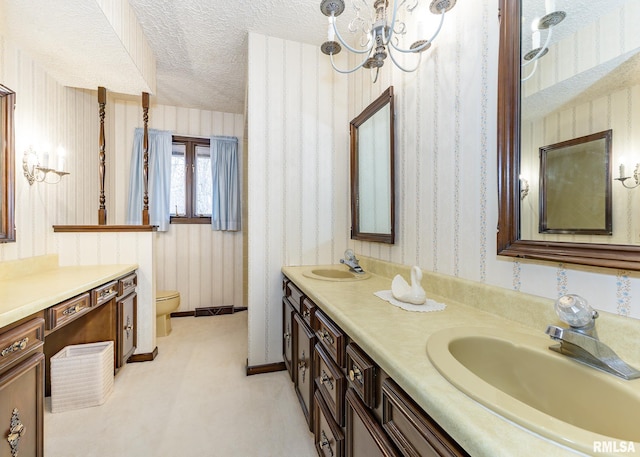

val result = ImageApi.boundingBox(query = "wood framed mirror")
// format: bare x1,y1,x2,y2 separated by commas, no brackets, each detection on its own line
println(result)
0,84,15,243
497,0,640,270
350,86,395,244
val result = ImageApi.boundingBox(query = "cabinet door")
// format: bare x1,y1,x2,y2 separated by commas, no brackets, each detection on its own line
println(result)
282,299,295,382
0,353,44,457
346,388,399,457
293,313,315,430
117,293,137,368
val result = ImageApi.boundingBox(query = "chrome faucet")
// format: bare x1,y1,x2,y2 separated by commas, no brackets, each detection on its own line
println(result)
545,294,640,380
340,249,364,274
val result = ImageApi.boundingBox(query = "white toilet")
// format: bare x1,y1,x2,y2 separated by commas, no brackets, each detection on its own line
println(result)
156,290,180,337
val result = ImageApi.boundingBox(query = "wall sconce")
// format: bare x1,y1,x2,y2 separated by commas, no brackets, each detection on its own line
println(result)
520,175,530,200
22,146,70,185
615,163,640,189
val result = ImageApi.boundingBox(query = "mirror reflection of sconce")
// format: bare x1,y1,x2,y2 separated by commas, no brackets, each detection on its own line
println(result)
22,146,70,185
615,163,640,189
520,175,530,200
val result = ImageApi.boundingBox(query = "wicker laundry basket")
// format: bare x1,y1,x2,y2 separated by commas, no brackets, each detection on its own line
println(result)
50,341,114,413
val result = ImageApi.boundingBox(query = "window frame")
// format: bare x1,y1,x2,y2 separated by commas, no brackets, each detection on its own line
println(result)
170,135,212,224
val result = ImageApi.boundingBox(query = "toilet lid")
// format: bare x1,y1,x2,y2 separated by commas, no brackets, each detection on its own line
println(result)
157,290,180,301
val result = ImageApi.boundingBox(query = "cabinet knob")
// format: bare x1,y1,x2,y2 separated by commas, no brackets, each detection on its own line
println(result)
349,366,362,382
319,430,334,457
302,310,310,319
298,351,307,382
320,370,334,390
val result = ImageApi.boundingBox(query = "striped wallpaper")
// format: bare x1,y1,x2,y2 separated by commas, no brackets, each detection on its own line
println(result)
246,0,640,367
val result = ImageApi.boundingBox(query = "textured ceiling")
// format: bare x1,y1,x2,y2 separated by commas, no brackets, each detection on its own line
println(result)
127,0,331,114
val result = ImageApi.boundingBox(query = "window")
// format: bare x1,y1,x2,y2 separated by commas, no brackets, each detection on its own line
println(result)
170,136,211,224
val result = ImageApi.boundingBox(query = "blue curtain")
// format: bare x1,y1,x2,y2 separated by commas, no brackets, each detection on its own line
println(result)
211,136,240,231
126,128,172,231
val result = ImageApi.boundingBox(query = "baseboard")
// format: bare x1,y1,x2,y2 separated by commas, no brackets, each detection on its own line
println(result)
246,361,286,376
171,311,195,318
128,346,158,363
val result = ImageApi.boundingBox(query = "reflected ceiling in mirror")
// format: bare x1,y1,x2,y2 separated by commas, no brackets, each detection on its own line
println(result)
497,0,640,270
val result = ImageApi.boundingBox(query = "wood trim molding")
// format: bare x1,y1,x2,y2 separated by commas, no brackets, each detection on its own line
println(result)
127,346,158,363
246,361,286,376
53,225,158,232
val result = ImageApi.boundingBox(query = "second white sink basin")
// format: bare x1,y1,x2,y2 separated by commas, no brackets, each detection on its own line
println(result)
427,326,640,455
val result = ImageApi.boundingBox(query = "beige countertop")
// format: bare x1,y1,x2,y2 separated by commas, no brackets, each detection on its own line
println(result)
282,263,588,457
0,263,138,328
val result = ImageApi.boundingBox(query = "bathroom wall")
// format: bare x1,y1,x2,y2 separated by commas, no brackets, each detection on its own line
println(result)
349,0,640,319
109,99,245,312
0,36,99,261
246,32,350,366
246,0,640,367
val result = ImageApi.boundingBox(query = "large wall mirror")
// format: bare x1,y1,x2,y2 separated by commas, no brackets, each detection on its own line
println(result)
0,84,16,243
497,0,640,270
350,86,395,244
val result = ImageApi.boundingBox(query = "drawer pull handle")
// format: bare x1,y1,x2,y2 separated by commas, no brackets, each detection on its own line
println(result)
320,370,334,390
125,316,133,338
349,366,363,382
319,329,334,345
298,351,307,382
320,430,334,457
123,280,134,288
63,304,81,316
99,287,116,299
1,338,29,357
6,408,25,457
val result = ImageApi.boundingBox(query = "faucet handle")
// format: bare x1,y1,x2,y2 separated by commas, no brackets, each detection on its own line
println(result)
554,294,597,328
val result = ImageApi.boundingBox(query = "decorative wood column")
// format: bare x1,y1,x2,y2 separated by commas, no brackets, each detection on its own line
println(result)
98,87,107,225
142,92,150,225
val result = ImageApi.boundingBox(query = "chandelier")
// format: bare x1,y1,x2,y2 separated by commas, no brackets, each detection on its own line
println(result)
319,0,457,82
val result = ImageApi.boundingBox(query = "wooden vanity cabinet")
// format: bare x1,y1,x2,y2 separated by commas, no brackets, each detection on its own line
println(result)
346,388,399,457
283,298,295,381
282,274,471,457
0,315,45,457
293,313,315,428
382,379,470,457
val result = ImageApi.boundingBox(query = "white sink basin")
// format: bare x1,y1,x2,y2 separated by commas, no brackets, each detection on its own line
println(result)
427,326,640,455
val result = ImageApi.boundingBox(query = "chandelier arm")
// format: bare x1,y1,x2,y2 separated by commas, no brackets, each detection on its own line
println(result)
522,26,553,67
382,0,408,45
387,45,422,72
332,15,375,55
329,50,373,74
521,59,538,82
389,10,446,54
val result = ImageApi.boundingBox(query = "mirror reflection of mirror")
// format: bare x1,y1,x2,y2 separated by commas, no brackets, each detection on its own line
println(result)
520,0,639,245
350,86,395,244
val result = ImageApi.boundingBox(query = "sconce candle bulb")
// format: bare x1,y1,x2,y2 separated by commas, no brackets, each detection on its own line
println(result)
22,146,70,185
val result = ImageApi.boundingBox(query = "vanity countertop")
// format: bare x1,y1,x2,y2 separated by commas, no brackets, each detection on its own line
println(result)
0,263,138,328
282,263,587,457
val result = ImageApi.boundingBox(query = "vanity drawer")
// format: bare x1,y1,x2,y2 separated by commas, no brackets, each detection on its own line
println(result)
92,280,118,307
315,343,346,426
301,297,316,328
347,343,377,409
117,272,137,297
315,309,346,367
314,390,344,457
0,318,45,371
382,379,470,457
346,388,400,457
285,281,304,313
45,293,91,331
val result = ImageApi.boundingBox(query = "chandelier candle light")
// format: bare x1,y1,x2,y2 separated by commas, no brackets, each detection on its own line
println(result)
320,0,457,82
521,0,566,82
